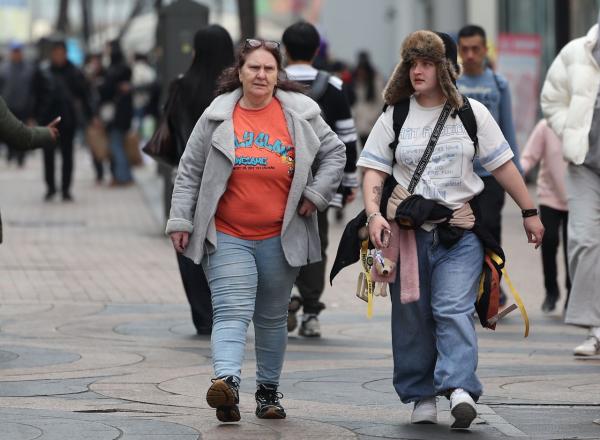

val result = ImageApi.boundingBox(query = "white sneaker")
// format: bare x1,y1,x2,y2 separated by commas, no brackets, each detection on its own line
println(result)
573,335,600,356
411,396,437,424
299,314,321,337
450,388,477,429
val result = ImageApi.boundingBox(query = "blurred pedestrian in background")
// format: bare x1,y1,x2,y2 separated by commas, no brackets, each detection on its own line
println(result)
41,39,92,202
98,40,134,186
457,25,523,306
83,52,108,184
352,50,384,147
167,38,345,422
131,52,159,141
165,24,234,335
282,21,358,338
520,119,570,313
541,13,600,356
0,41,36,167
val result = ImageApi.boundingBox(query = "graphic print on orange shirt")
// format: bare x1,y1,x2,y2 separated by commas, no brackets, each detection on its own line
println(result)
215,98,296,240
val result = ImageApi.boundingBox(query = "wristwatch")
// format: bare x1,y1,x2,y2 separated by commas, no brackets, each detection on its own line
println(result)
521,208,539,218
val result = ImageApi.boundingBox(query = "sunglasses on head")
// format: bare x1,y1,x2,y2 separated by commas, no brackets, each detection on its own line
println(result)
244,38,280,50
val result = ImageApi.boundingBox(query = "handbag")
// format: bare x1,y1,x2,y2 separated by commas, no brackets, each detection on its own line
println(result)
124,130,143,166
85,123,110,161
142,79,180,167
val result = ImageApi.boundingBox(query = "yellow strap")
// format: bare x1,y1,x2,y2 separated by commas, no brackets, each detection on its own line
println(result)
483,251,529,337
360,240,374,318
501,268,530,338
477,274,485,301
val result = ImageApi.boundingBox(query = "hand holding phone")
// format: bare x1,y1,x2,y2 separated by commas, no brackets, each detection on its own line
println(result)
380,228,392,248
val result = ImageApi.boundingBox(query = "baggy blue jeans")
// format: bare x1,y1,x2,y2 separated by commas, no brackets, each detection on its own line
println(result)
202,232,299,386
390,228,484,403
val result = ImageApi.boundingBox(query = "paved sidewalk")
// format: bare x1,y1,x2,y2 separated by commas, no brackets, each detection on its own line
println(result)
0,149,599,439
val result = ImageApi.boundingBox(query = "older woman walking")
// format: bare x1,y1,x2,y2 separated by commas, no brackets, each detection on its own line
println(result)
166,38,345,422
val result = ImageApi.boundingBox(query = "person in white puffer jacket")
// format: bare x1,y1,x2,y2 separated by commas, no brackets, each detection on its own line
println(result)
541,15,600,357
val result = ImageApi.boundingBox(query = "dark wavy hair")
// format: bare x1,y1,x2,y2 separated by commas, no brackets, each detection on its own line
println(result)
215,39,306,96
179,24,234,118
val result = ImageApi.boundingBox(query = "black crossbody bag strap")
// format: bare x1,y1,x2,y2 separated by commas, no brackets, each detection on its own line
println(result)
407,102,452,194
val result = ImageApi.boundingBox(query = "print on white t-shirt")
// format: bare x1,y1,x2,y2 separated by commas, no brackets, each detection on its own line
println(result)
357,96,513,210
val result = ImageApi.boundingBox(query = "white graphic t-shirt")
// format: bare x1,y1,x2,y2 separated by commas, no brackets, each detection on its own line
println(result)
357,96,513,210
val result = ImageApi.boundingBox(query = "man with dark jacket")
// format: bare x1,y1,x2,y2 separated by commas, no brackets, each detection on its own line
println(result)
282,21,359,337
457,25,523,307
40,39,92,201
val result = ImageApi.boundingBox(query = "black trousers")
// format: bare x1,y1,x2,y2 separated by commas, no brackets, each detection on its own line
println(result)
43,132,74,195
539,205,571,302
478,175,506,245
294,209,329,315
176,252,213,333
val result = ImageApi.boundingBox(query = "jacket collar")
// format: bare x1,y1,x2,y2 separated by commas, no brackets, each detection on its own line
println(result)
203,88,321,121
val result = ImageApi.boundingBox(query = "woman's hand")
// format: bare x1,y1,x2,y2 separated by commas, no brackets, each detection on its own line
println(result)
368,214,391,249
523,216,544,249
298,198,317,217
170,231,189,253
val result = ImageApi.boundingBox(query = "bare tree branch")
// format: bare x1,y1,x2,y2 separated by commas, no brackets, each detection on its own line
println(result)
118,0,147,40
80,0,92,45
56,0,70,33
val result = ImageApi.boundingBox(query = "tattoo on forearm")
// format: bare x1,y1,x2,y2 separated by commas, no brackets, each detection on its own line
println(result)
372,185,382,205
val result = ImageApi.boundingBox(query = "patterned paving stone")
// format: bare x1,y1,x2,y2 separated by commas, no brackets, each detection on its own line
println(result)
0,346,80,369
0,152,597,438
0,408,199,439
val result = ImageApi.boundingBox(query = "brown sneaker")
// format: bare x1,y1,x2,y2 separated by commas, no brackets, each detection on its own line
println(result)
206,376,240,422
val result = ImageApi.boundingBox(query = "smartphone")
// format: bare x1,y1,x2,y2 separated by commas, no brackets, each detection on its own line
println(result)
381,228,392,248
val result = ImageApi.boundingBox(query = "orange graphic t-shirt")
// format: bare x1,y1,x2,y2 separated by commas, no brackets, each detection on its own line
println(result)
215,98,295,240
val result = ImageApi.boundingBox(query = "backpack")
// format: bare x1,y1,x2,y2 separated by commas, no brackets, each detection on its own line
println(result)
382,96,529,336
307,70,331,102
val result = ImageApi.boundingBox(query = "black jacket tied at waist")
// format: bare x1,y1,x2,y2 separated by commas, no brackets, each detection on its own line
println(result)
330,175,504,284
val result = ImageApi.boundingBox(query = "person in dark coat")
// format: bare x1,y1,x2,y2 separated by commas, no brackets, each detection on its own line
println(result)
0,41,36,166
40,39,92,201
98,40,134,186
165,25,234,335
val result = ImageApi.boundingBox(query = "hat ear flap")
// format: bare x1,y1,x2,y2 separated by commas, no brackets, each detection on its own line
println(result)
383,61,414,106
437,59,463,110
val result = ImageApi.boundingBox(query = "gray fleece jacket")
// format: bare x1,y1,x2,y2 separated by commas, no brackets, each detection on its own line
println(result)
165,88,346,267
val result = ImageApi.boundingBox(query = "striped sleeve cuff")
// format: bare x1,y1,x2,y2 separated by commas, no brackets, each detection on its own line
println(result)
335,118,357,143
342,171,359,188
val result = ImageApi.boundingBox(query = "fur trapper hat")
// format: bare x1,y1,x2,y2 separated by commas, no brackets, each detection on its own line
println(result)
383,30,463,109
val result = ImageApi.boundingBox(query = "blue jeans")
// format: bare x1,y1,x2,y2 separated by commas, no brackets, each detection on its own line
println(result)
202,232,299,386
390,229,483,403
109,128,132,183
